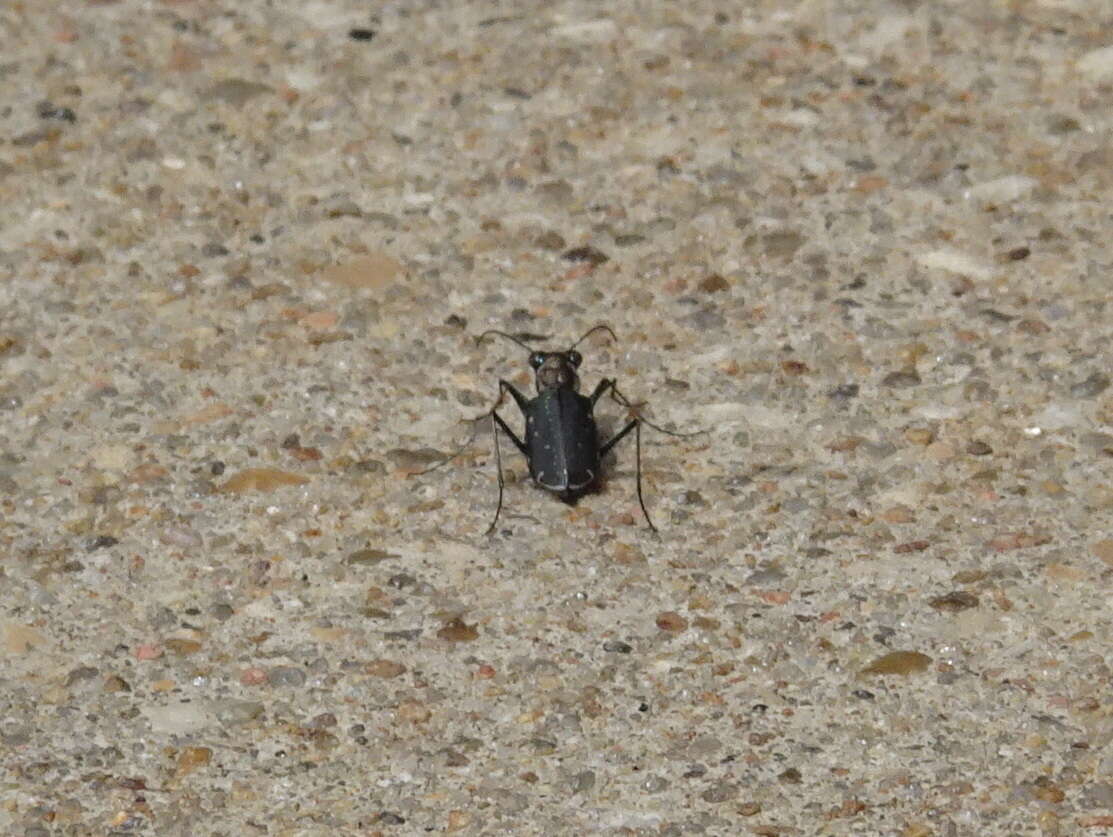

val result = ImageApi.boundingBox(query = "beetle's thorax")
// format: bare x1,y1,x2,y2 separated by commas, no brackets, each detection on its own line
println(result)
535,352,580,393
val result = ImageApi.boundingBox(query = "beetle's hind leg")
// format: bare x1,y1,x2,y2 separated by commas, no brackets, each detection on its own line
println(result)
599,418,658,534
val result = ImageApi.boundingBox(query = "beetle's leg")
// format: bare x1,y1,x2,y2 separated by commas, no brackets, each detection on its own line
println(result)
589,377,616,407
486,406,532,535
486,410,507,535
411,415,484,476
599,417,636,458
632,420,657,533
499,379,532,419
491,409,527,458
599,418,658,533
413,380,528,476
607,382,706,438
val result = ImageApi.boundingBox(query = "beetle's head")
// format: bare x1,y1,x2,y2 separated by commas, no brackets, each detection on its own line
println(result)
475,324,616,394
531,350,581,392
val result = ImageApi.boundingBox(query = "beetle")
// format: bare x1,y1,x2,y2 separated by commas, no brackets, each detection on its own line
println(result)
476,324,695,534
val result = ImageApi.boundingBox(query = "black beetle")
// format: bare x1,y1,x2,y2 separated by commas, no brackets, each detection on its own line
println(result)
475,325,696,534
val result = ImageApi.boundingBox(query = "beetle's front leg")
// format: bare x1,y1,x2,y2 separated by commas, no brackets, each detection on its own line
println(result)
589,377,616,407
601,380,705,438
491,380,529,457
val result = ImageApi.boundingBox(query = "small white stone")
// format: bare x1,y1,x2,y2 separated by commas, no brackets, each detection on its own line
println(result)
781,108,820,128
142,702,210,735
915,249,993,280
1030,402,1080,431
90,443,132,471
551,19,618,42
964,175,1037,205
1077,45,1113,83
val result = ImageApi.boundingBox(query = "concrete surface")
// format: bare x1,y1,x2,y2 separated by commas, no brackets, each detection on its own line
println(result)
2,0,1113,834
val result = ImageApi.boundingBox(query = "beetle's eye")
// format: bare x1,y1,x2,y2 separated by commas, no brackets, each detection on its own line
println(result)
567,350,582,368
529,352,545,369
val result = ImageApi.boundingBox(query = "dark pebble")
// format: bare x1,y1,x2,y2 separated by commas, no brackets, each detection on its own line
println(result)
387,573,416,589
562,245,609,265
966,441,993,456
980,308,1015,323
201,242,229,257
386,447,443,467
882,369,921,388
700,781,737,803
383,629,422,641
66,666,100,686
348,28,376,41
613,233,645,247
929,591,980,612
603,640,633,654
377,812,405,825
210,460,226,475
1007,246,1031,260
571,770,595,793
88,535,119,551
210,603,234,620
12,130,51,147
347,548,398,565
1071,372,1110,398
698,273,730,293
36,101,76,122
830,383,859,399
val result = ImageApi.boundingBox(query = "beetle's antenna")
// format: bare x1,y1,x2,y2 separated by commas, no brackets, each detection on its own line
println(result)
570,323,617,350
475,330,537,353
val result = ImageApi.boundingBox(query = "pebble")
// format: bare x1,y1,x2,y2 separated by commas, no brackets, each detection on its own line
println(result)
219,468,309,493
1077,45,1113,82
561,245,609,265
860,651,932,676
213,700,265,725
882,369,922,388
267,666,307,687
347,548,399,565
1070,372,1110,398
929,592,979,613
655,611,688,632
437,619,478,642
701,781,738,803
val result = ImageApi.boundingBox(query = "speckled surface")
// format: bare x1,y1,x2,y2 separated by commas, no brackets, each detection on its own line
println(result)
3,1,1113,835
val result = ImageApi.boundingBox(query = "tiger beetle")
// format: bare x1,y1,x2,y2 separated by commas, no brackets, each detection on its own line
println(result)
474,324,698,535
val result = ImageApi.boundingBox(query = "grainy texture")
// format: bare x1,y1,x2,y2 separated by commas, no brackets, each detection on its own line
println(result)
2,1,1112,835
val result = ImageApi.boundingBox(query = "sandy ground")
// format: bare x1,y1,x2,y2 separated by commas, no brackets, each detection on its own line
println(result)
3,1,1113,835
